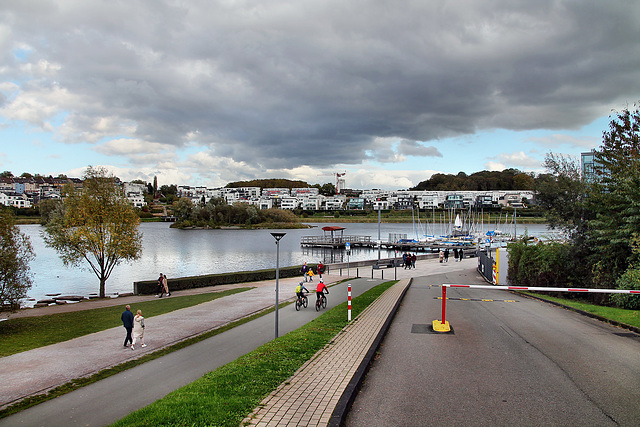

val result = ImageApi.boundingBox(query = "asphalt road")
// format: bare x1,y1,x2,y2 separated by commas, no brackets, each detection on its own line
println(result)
0,278,383,427
345,274,640,426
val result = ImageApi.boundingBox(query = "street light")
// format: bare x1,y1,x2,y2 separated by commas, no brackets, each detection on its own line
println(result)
271,232,286,339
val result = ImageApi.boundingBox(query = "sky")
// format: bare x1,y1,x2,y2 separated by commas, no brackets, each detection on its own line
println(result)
1,1,640,191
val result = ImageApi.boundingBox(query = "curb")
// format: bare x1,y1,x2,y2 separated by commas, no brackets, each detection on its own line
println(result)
328,278,412,427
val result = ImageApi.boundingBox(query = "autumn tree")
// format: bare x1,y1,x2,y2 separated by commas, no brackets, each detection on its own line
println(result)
0,209,35,311
42,166,143,298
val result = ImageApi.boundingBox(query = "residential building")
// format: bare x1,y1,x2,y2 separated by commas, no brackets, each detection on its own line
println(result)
0,192,32,208
279,197,300,210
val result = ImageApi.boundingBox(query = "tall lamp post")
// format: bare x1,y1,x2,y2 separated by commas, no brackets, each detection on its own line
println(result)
271,232,286,339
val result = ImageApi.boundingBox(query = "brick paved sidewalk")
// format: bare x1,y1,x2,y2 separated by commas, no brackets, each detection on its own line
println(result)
243,279,410,427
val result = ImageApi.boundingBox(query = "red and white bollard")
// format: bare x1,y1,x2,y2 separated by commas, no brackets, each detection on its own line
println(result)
348,284,352,321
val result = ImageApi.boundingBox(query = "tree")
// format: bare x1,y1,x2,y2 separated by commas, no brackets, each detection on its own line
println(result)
0,209,35,311
42,166,143,298
534,153,588,236
38,198,62,225
586,103,640,287
0,171,13,178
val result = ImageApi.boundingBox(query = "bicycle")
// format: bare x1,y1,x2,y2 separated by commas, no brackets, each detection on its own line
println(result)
315,293,327,311
295,292,309,311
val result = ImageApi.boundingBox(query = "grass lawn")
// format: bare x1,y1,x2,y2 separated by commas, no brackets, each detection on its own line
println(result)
525,292,640,329
112,280,397,427
0,288,251,357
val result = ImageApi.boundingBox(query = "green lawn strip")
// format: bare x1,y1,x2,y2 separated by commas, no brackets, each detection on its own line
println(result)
111,280,397,427
0,288,251,357
0,299,271,420
523,292,640,330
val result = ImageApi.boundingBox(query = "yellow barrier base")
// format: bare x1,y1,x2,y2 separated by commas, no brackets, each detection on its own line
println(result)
432,319,451,333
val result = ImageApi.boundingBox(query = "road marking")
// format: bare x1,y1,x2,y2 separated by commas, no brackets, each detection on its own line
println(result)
436,297,519,303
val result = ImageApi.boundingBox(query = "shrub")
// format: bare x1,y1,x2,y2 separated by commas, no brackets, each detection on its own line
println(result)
611,267,640,309
507,240,576,288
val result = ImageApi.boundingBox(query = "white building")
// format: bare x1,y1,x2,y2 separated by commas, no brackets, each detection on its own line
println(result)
279,197,300,210
291,187,319,198
258,198,274,210
0,192,32,208
127,194,146,208
300,197,322,210
324,196,346,210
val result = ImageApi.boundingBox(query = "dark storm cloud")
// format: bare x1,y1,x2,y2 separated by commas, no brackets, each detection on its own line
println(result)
2,0,640,170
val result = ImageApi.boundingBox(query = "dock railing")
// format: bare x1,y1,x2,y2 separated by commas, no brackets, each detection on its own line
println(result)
300,235,372,247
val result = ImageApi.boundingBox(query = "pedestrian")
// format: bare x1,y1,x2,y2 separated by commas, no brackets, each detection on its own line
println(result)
156,273,164,298
453,248,458,261
439,249,444,263
411,254,416,268
318,261,324,278
131,309,147,350
301,262,309,282
459,248,464,261
444,248,449,262
163,274,170,297
121,304,134,348
402,252,408,269
307,267,315,282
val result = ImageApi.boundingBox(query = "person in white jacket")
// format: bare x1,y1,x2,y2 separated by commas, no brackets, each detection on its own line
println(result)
131,310,147,350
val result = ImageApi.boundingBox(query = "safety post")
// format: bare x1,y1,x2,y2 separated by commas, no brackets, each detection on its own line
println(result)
432,285,451,332
348,284,352,321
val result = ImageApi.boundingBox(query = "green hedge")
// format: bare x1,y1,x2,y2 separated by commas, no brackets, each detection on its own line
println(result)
134,265,317,295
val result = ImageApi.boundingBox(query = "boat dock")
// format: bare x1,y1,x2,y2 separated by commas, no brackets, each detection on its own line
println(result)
301,225,478,253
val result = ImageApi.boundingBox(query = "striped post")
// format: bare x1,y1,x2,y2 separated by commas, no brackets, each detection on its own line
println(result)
441,285,447,324
348,284,352,321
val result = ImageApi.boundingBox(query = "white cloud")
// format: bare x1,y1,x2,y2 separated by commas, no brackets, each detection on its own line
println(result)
484,161,506,171
485,151,541,171
93,138,174,156
527,133,599,149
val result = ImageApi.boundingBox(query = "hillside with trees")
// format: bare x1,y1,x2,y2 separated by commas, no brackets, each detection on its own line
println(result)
410,169,535,191
226,179,310,189
226,179,336,196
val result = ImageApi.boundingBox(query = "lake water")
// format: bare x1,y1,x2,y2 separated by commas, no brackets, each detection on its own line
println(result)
18,221,555,304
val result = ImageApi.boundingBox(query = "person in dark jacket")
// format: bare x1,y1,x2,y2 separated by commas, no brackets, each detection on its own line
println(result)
121,305,134,348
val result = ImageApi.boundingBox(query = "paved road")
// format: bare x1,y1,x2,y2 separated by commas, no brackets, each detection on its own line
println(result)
0,277,384,427
345,275,640,426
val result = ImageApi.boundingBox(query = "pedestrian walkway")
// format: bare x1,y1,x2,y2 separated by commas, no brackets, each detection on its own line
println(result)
0,273,344,409
243,279,410,427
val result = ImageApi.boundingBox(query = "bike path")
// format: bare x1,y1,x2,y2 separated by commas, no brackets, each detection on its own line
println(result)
0,275,384,426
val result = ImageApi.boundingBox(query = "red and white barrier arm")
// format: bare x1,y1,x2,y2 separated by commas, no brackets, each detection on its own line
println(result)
442,284,640,294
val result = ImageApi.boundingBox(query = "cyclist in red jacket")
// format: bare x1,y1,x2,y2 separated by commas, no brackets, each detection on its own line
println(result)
316,279,329,303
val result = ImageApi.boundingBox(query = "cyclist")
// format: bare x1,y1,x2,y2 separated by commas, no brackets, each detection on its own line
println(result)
295,281,309,302
316,279,329,304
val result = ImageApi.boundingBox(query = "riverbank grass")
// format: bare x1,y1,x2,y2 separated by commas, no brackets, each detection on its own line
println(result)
0,288,251,357
112,280,396,427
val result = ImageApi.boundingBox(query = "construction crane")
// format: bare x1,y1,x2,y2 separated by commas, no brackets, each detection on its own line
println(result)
335,172,346,194
316,171,347,194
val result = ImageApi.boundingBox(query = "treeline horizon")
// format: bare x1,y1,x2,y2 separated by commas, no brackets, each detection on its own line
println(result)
226,168,537,193
2,168,538,193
